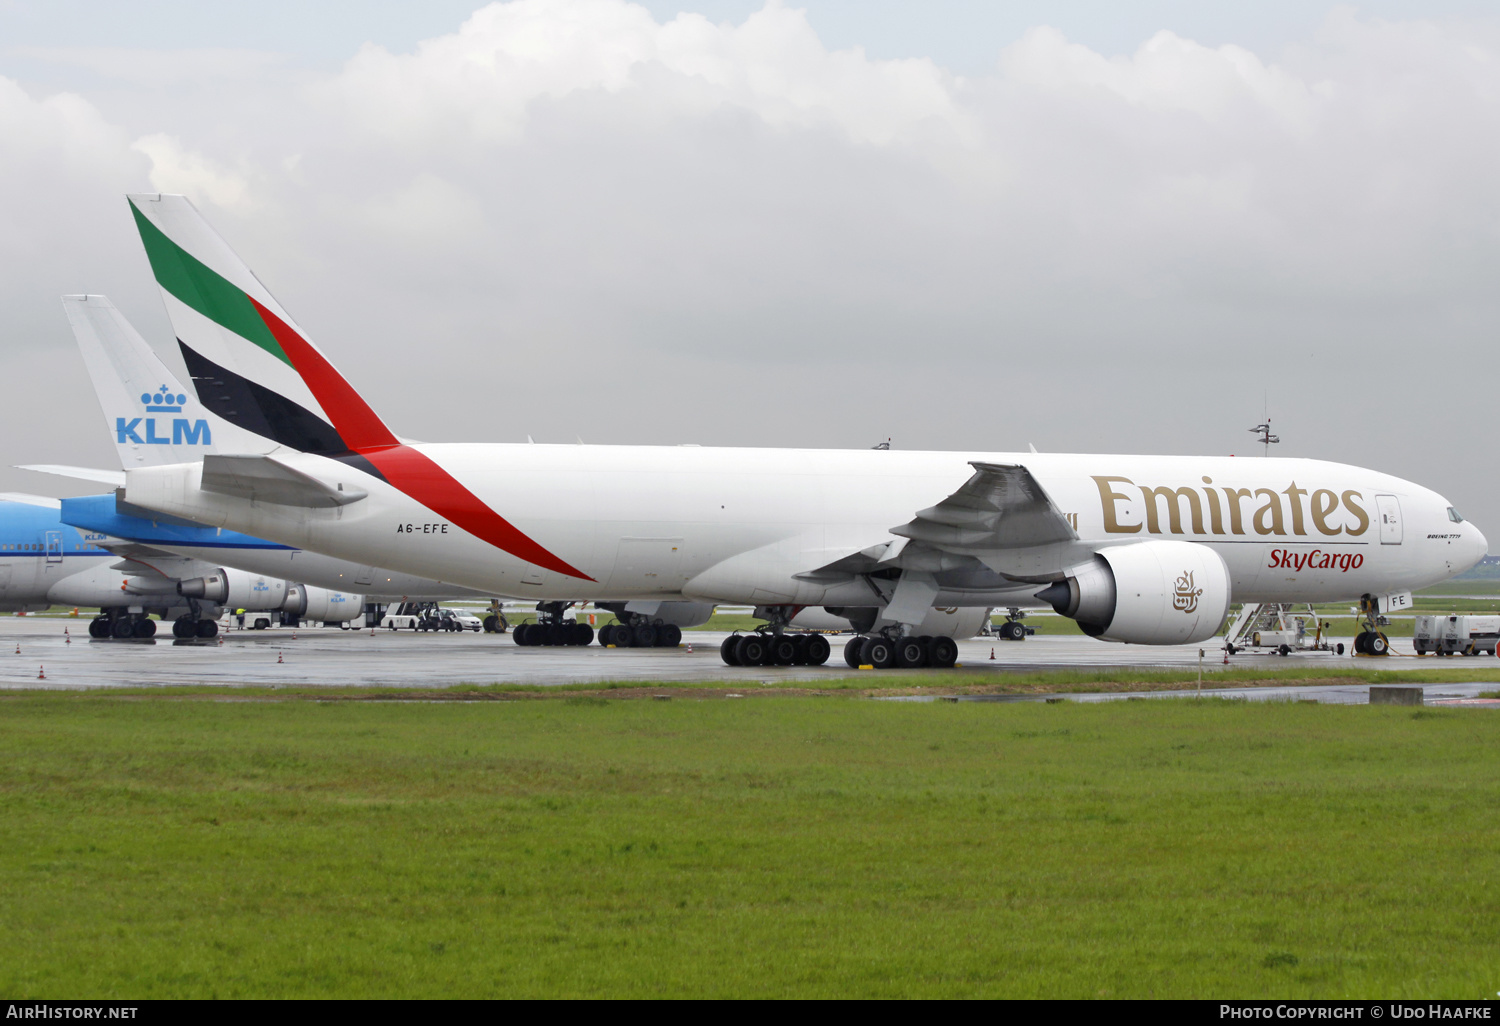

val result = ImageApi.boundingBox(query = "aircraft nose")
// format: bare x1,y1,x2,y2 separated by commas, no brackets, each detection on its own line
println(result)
1467,523,1489,572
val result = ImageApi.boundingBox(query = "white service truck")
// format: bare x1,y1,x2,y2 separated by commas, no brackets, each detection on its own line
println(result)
1413,615,1500,656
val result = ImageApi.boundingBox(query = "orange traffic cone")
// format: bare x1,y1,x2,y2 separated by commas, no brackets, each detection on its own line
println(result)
291,631,297,641
217,634,224,646
14,643,19,655
990,647,996,660
686,643,693,654
277,650,284,664
37,665,45,680
1222,649,1229,665
64,628,71,645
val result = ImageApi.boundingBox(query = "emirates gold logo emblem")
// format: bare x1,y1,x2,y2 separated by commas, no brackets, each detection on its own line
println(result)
1172,570,1203,614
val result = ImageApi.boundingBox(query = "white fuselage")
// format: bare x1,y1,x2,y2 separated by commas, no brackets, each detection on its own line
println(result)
123,445,1487,610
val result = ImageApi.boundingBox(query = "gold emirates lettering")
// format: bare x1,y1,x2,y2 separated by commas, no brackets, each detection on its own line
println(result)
1091,476,1369,537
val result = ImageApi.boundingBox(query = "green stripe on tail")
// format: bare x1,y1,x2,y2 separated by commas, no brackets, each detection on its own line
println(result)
129,200,291,367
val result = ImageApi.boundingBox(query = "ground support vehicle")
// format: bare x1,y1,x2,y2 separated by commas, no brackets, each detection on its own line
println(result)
1414,615,1500,656
1224,603,1346,656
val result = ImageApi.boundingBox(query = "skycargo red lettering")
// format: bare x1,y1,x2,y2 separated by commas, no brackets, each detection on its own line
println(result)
1268,549,1363,572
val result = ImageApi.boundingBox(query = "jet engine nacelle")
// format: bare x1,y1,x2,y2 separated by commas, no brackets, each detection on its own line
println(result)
178,567,289,611
1037,540,1231,645
283,584,363,622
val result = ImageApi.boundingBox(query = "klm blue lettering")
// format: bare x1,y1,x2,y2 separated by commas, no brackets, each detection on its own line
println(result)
173,419,211,445
145,419,171,445
115,417,143,444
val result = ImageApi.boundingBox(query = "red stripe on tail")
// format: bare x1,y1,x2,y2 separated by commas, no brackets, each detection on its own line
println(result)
249,297,398,452
248,297,594,582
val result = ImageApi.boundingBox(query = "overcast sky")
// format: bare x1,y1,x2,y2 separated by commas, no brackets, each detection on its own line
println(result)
2,0,1497,548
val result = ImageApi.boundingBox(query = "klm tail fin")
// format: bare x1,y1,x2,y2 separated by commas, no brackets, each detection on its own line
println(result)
125,194,398,456
63,294,271,468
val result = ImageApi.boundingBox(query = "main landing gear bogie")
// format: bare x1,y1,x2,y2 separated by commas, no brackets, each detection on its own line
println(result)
598,623,683,649
170,615,219,639
90,613,163,640
1353,631,1389,656
720,632,832,667
513,621,595,647
841,634,958,670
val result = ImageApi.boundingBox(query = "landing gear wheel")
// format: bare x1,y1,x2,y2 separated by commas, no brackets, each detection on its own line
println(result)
803,635,831,666
1000,621,1024,641
720,636,742,666
111,617,134,640
634,624,658,648
196,619,218,639
657,624,682,648
513,623,533,647
843,636,864,668
770,637,798,666
1353,631,1369,654
572,623,594,647
736,634,769,667
1225,643,1237,655
133,617,157,639
88,617,108,639
861,636,896,670
1369,633,1389,656
172,617,195,639
896,636,928,669
928,636,959,669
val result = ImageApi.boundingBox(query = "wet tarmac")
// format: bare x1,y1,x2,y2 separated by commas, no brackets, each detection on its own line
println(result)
2,616,1497,693
883,681,1500,706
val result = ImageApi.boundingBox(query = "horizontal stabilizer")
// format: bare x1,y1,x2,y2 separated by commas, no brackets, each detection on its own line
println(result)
0,492,64,509
15,464,126,487
200,454,367,508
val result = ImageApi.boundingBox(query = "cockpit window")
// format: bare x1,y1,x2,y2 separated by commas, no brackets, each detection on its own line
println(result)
1448,507,1465,523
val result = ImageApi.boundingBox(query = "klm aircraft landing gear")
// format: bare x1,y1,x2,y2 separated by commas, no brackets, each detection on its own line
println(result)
171,615,218,640
1352,595,1391,656
92,611,156,640
513,602,594,647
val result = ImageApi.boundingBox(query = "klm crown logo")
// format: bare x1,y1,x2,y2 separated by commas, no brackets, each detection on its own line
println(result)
116,384,211,447
143,385,187,413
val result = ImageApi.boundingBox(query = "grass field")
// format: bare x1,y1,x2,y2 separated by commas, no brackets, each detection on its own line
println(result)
2,692,1498,998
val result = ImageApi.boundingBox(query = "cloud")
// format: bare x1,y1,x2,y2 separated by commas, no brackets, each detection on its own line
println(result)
2,0,1500,527
132,133,253,209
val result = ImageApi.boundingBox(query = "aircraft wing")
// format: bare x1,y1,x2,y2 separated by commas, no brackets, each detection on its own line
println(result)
890,462,1077,551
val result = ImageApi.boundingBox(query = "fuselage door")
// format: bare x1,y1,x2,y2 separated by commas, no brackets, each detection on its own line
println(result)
1375,495,1403,545
44,531,63,563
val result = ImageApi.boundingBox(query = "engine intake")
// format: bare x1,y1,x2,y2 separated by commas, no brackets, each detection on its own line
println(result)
1036,540,1231,646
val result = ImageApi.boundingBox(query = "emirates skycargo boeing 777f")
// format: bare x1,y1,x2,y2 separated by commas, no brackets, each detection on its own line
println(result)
109,194,1487,667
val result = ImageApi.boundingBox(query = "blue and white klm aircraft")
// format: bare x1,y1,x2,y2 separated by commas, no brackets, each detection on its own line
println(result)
0,491,327,638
